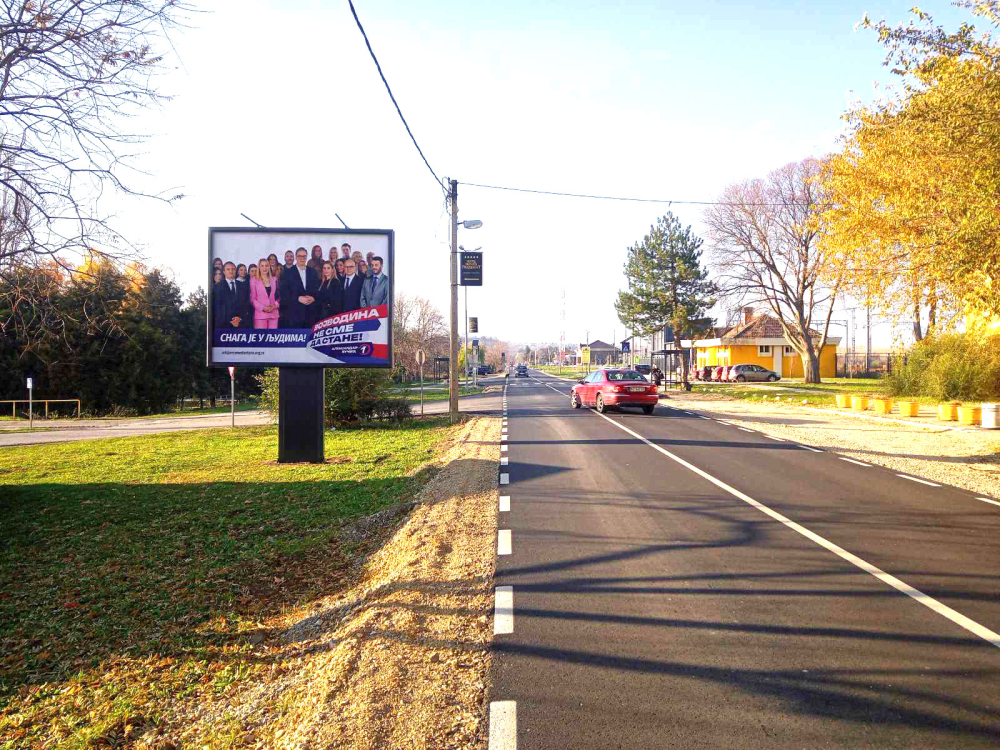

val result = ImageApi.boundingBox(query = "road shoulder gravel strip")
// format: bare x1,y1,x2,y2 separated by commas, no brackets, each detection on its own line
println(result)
666,393,1000,499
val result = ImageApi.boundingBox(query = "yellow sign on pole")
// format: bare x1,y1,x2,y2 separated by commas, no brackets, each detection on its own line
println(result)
581,346,590,365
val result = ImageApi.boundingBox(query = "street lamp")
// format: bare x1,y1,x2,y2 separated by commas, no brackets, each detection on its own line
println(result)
447,178,482,423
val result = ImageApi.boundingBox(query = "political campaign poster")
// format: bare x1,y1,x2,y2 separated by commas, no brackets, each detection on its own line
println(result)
207,228,394,367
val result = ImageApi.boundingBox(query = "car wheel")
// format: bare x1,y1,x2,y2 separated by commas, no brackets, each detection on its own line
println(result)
642,405,654,415
596,394,606,413
571,392,581,409
768,374,779,382
736,375,746,382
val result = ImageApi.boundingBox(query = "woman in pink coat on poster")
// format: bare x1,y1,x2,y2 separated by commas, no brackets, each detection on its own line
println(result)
250,257,280,328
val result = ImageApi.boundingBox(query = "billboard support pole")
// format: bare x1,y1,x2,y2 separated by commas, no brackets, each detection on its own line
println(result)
278,368,325,463
448,179,459,423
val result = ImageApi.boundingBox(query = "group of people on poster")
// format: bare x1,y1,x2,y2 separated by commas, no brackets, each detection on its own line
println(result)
211,242,390,329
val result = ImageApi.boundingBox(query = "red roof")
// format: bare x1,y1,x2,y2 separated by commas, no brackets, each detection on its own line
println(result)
721,314,822,341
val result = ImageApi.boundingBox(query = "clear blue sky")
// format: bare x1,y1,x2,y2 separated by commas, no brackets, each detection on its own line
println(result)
117,0,973,348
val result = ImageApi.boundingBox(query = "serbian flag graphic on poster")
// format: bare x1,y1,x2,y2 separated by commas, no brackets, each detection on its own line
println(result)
212,306,389,365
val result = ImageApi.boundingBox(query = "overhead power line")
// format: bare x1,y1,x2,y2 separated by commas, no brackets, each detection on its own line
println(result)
348,0,443,192
462,181,812,207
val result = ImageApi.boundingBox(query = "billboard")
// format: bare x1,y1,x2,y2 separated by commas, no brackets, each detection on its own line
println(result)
459,251,483,286
207,228,393,367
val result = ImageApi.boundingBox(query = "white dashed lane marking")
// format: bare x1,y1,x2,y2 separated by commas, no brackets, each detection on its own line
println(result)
499,495,510,512
501,445,508,453
839,457,871,467
976,497,1000,507
498,529,512,555
488,701,517,750
898,474,940,487
494,586,514,634
501,456,509,466
499,473,509,485
797,445,823,453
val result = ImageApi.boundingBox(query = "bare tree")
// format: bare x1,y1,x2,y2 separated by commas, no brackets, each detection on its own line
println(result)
703,159,841,382
393,293,448,376
0,0,194,347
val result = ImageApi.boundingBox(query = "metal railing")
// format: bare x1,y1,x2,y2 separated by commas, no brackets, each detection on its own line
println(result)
0,399,81,420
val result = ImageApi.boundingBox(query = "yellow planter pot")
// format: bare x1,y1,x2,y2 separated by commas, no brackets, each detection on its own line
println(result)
938,403,959,421
872,398,893,415
835,394,850,408
850,396,868,411
897,401,919,417
958,405,981,426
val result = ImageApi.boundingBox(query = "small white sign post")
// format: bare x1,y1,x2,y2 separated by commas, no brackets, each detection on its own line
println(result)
228,367,236,427
26,378,33,430
415,349,426,417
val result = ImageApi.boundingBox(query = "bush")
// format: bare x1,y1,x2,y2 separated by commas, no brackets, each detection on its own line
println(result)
884,333,1000,402
256,367,412,426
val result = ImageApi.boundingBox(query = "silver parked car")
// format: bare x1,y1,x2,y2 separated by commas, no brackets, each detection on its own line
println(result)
728,363,780,382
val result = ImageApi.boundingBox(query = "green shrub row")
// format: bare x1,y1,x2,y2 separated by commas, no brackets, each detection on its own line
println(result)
256,368,413,426
884,333,1000,402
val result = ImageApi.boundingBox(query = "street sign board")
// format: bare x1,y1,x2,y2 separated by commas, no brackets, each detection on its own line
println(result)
459,251,483,286
415,349,426,366
469,316,478,333
581,346,591,365
472,339,479,348
26,378,32,390
621,341,630,354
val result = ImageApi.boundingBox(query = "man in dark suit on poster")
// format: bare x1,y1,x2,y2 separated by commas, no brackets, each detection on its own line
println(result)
279,247,320,327
214,262,243,329
340,257,364,312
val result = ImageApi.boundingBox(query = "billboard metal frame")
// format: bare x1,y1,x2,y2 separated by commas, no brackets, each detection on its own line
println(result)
206,227,394,369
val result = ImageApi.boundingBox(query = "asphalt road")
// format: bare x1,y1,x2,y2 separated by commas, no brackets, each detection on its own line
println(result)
488,370,1000,749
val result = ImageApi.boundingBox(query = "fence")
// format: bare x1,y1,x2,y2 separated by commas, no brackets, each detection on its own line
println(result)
0,399,81,420
836,353,893,378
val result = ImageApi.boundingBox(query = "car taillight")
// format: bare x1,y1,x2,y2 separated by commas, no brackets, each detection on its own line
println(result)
649,385,657,393
612,385,623,392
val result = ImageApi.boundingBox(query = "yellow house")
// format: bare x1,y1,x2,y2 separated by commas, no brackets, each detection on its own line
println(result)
693,309,840,379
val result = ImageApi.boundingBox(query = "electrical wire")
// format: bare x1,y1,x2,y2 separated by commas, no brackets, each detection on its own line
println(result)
461,181,812,207
348,0,444,192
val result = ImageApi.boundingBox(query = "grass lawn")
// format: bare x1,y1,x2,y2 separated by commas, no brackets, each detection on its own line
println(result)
0,419,455,748
536,365,590,380
139,402,261,419
390,384,484,403
687,378,951,408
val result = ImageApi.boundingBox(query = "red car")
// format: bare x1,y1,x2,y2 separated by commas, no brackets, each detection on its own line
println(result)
571,369,659,414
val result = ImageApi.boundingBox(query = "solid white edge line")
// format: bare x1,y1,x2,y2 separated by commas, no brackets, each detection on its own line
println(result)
494,586,513,635
838,457,870,467
897,474,941,487
499,473,509,485
489,701,516,750
591,409,1000,650
497,529,512,555
797,445,823,453
976,497,1000,507
499,495,510,512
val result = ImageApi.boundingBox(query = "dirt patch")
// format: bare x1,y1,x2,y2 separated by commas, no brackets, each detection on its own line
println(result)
147,416,500,749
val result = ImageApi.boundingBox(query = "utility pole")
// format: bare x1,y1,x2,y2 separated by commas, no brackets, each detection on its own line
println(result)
464,283,469,385
866,304,872,376
448,179,459,422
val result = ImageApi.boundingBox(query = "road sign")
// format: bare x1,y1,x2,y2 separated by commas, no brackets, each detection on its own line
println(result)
460,251,483,286
581,346,591,365
472,339,479,348
26,378,32,389
469,316,478,333
415,349,426,366
621,341,630,354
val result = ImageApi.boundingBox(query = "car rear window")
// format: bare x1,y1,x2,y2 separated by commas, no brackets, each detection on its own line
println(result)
607,371,647,381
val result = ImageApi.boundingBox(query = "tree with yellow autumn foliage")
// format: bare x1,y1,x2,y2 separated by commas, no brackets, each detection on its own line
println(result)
818,2,1000,332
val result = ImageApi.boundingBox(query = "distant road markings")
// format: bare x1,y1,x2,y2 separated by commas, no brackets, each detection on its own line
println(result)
494,586,514,634
976,497,1000,508
766,435,786,441
501,445,508,453
738,427,754,433
499,495,510,512
897,474,940,487
498,529,512,555
501,435,508,442
593,409,1000,650
698,416,711,420
499,473,509,485
501,456,508,466
797,445,823,453
839,457,871,467
488,701,517,749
